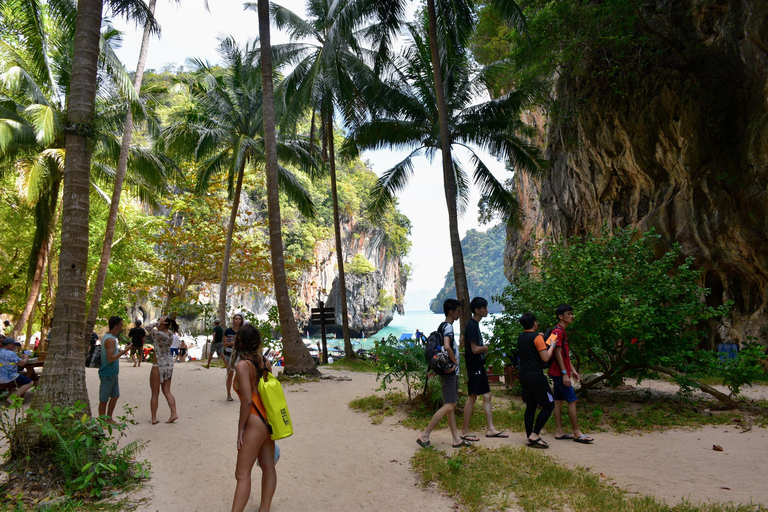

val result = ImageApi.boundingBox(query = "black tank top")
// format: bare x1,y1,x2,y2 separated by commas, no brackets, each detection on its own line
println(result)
517,331,546,374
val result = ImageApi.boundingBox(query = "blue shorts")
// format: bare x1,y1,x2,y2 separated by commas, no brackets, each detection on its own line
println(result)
14,375,32,386
99,374,120,402
170,348,179,357
551,376,578,403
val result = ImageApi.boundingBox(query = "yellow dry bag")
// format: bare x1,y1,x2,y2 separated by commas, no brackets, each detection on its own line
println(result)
258,369,293,440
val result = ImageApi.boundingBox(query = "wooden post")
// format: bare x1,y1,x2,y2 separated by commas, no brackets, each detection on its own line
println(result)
319,300,328,364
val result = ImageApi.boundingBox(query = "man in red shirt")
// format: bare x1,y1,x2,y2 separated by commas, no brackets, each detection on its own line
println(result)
549,304,594,444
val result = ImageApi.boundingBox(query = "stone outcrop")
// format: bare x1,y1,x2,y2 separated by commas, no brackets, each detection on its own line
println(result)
506,0,768,344
296,217,406,338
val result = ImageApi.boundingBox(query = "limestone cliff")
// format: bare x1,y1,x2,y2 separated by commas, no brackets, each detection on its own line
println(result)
296,217,406,338
506,0,768,344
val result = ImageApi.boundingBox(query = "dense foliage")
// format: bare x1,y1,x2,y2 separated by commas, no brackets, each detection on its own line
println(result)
430,224,507,313
488,228,751,394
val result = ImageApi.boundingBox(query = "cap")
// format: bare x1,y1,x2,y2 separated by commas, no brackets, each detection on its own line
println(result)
2,337,21,346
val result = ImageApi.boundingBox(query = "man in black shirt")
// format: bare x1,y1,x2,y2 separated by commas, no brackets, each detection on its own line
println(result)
517,313,556,448
128,320,146,367
461,297,508,441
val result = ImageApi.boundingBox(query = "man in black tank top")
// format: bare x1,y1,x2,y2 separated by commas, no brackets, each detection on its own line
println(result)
517,313,556,448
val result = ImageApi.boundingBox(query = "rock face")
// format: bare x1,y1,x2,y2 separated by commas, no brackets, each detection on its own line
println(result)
296,218,406,338
507,0,768,344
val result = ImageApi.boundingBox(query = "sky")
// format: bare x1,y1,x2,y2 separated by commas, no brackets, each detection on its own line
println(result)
112,0,510,311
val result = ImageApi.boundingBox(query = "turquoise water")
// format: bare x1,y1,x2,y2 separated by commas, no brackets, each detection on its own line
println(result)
307,310,497,351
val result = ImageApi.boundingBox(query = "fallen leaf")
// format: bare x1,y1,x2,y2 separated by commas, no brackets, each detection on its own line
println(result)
600,473,607,477
713,445,724,451
721,487,731,490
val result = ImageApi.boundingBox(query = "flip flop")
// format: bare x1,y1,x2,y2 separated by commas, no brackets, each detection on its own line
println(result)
227,397,234,401
416,439,431,448
573,434,594,444
452,440,473,448
527,438,549,449
486,432,509,438
461,434,480,442
555,434,574,440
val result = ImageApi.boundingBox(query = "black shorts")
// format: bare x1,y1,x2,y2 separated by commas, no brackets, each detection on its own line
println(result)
520,372,554,408
466,367,490,396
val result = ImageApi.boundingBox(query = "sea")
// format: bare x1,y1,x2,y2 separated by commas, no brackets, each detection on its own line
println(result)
306,310,497,351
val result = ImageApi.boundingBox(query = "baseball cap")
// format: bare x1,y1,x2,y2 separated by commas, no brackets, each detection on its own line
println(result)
2,337,21,346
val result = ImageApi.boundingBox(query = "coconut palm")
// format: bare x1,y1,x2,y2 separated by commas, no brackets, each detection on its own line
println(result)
259,0,392,359
253,0,318,375
163,36,317,331
83,0,158,352
345,23,547,304
0,0,164,350
18,0,157,409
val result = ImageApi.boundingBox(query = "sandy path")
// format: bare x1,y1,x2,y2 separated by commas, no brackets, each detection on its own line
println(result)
83,362,455,512
73,363,768,511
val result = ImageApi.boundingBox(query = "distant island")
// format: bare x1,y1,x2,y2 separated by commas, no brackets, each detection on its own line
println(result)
430,224,507,314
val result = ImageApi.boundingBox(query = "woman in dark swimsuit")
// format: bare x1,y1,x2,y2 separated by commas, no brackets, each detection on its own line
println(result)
231,324,275,512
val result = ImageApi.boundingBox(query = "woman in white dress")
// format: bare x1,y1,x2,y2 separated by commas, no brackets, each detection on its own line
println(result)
146,316,178,424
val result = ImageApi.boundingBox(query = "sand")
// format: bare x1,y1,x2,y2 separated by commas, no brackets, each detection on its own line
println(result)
35,362,768,511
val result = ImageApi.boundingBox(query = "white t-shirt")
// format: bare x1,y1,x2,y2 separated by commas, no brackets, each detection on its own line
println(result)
170,333,180,349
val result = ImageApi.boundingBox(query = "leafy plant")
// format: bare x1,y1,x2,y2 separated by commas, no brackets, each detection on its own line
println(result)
348,254,376,275
490,228,738,396
7,402,150,499
375,334,427,400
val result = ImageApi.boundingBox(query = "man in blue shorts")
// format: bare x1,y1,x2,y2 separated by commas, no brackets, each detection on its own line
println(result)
98,316,133,425
548,304,593,444
0,337,33,400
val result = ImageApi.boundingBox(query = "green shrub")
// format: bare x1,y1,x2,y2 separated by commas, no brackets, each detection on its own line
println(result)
348,254,376,275
375,334,426,400
490,227,734,392
3,400,149,499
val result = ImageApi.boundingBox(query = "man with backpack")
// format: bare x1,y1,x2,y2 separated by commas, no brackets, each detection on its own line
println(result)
417,299,472,449
549,304,594,444
461,297,507,441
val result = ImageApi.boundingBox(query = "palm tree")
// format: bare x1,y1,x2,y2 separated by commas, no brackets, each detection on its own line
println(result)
83,0,158,351
28,0,157,408
260,0,389,359
1,0,162,344
345,24,547,314
254,0,318,375
163,36,318,331
355,0,529,336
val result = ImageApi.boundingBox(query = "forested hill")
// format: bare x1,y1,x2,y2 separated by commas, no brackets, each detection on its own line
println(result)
429,224,506,314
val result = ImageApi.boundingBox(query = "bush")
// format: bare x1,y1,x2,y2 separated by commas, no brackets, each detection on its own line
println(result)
348,254,376,275
490,227,734,392
375,334,426,400
2,399,150,499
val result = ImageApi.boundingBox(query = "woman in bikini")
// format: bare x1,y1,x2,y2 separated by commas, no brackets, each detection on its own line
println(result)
146,316,178,424
231,324,276,512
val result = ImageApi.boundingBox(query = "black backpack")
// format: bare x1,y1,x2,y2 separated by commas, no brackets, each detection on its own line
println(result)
424,322,453,373
89,345,102,369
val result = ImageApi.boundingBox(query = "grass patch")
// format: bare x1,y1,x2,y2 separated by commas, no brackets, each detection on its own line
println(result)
322,357,378,373
0,497,139,512
355,386,754,434
412,445,763,512
349,392,408,424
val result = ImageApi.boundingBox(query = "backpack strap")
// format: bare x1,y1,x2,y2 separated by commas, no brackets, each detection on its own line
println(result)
244,360,271,432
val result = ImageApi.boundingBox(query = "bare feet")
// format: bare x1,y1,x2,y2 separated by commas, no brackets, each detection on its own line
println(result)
166,414,179,424
151,419,160,425
105,418,118,425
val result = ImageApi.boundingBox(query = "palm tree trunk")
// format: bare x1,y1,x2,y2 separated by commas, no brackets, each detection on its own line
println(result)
13,178,60,340
83,0,156,341
326,115,355,359
426,0,471,339
257,0,318,375
30,0,104,409
217,159,246,324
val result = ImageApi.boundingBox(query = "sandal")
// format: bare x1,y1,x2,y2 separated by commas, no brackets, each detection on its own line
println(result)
452,440,473,448
461,434,480,442
527,437,549,449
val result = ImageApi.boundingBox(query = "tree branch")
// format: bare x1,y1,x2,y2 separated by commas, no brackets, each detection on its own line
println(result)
649,365,741,410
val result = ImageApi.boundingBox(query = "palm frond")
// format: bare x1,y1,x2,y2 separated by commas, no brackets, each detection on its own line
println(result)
469,152,521,227
277,164,316,218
